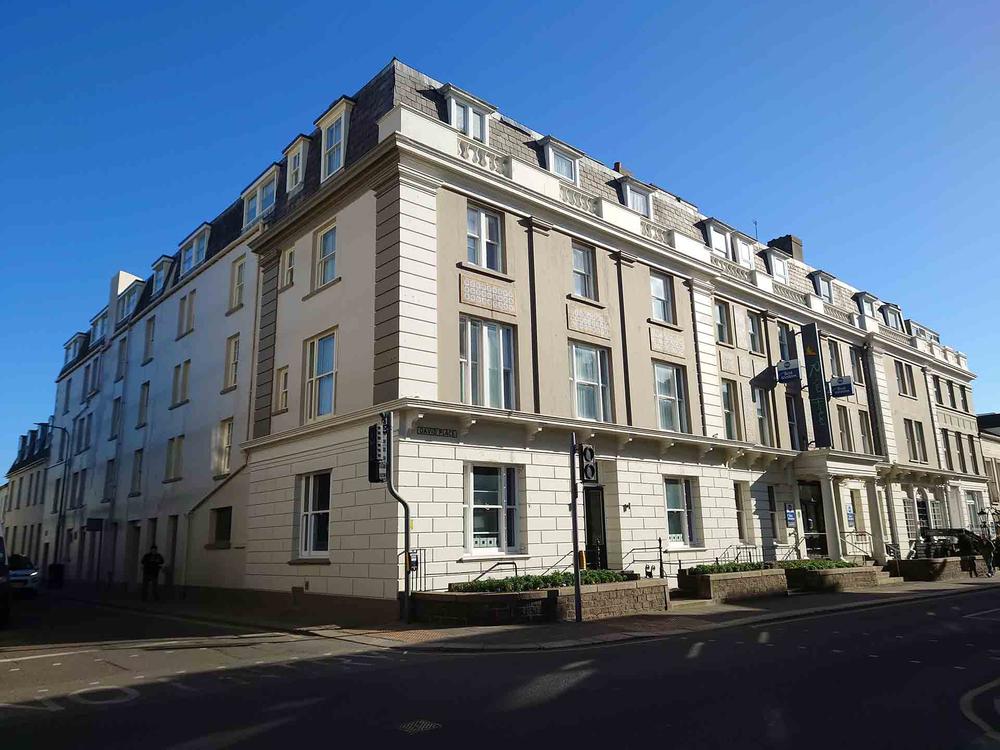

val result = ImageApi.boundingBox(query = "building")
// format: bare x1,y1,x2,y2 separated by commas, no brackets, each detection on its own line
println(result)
18,59,991,620
978,414,1000,510
3,424,51,566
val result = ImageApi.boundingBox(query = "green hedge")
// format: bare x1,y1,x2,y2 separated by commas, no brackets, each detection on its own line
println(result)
451,569,626,593
687,562,768,575
778,559,858,570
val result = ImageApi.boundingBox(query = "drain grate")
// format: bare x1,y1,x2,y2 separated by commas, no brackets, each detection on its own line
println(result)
399,719,442,734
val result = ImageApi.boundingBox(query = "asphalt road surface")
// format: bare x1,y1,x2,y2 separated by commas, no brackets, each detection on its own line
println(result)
2,589,1000,749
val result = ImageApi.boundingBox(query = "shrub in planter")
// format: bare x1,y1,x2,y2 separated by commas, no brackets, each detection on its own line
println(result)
450,569,626,593
778,560,858,570
687,562,771,575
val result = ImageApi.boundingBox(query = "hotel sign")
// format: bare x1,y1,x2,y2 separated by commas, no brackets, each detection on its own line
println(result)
801,323,832,448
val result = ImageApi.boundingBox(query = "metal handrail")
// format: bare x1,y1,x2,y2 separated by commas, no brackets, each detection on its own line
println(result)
470,559,518,582
840,530,874,559
622,537,666,578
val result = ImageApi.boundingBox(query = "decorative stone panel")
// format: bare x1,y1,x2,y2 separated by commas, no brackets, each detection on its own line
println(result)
649,326,685,357
457,137,510,177
566,301,611,339
559,184,600,216
719,348,737,374
460,274,516,315
640,220,671,246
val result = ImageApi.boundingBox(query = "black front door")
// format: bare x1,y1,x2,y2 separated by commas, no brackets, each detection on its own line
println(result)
584,486,608,570
798,481,828,557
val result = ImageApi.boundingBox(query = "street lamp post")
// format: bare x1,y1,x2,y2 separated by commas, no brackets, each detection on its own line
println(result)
38,421,72,588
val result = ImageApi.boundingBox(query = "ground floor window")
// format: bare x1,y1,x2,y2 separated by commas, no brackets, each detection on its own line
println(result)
466,466,518,553
664,478,697,546
966,490,984,531
300,472,331,557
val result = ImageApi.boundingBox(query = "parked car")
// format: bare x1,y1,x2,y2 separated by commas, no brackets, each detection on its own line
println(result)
0,532,9,626
7,554,40,596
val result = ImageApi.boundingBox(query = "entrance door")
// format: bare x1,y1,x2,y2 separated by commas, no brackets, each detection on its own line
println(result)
124,523,141,588
798,482,828,557
583,486,608,570
915,498,930,531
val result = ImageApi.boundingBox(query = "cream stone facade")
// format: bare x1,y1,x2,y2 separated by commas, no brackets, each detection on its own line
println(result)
7,60,991,620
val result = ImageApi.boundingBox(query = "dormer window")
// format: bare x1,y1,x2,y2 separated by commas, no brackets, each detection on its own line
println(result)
441,84,496,144
89,313,107,343
881,305,903,331
733,236,754,269
809,272,834,304
623,180,651,217
180,226,210,276
284,136,308,193
709,226,729,256
243,169,277,229
116,285,140,323
316,97,354,182
541,137,582,185
769,252,789,284
153,257,171,294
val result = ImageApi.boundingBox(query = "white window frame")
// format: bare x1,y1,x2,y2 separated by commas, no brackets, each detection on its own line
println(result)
230,257,246,310
171,360,190,406
165,435,184,481
317,100,352,182
177,291,196,337
299,472,331,557
715,301,733,345
286,142,305,192
315,226,337,288
778,322,795,361
216,418,234,476
243,173,276,229
815,276,833,304
734,237,754,268
281,248,295,287
787,395,803,451
747,311,764,354
649,273,675,324
180,228,209,276
850,346,865,385
569,342,612,422
274,366,289,413
734,483,752,544
722,379,742,441
859,410,874,455
837,405,854,452
829,340,844,378
449,97,489,143
624,183,651,217
305,332,337,422
459,316,516,410
143,317,155,362
896,360,916,397
709,226,729,257
653,362,688,433
770,253,788,284
137,381,150,427
466,206,504,272
224,335,239,389
664,478,698,547
882,306,903,331
752,386,774,447
130,449,143,494
465,465,519,554
571,243,597,300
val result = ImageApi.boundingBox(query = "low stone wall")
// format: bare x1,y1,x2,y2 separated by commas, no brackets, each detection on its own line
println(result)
893,556,986,582
412,579,670,626
783,566,879,592
677,569,788,602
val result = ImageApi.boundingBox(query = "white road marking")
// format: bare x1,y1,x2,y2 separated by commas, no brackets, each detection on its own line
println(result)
9,668,20,672
0,650,95,664
51,663,62,667
267,697,324,712
955,666,967,670
910,660,922,664
960,676,1000,741
832,649,844,654
966,608,1000,619
0,699,64,713
686,642,704,659
758,631,770,644
164,716,295,750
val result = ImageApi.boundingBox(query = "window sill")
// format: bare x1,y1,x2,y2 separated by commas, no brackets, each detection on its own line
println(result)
271,408,289,416
665,546,708,554
278,282,294,294
204,542,231,551
749,349,767,358
175,330,193,342
114,375,124,384
212,473,231,481
219,385,237,395
716,340,736,350
456,261,514,284
647,317,682,332
225,303,244,317
301,276,342,302
898,393,919,401
135,422,146,430
287,558,331,566
457,553,531,563
128,491,141,498
162,477,183,484
566,293,604,309
141,357,153,367
168,399,190,410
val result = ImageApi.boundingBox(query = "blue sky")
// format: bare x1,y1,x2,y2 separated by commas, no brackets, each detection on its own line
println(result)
1,1,998,472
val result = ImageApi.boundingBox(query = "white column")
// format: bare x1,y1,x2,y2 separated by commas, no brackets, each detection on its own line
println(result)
868,348,900,462
821,475,844,559
687,277,725,438
865,479,888,564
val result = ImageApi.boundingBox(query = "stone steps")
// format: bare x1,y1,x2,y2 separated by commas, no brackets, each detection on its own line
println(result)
875,570,904,585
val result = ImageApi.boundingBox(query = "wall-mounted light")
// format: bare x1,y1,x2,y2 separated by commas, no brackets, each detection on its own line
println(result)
622,503,631,513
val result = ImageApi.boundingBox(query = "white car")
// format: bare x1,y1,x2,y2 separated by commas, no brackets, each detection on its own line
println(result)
7,554,40,595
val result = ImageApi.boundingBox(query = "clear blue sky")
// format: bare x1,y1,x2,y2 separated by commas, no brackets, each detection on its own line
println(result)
1,1,998,473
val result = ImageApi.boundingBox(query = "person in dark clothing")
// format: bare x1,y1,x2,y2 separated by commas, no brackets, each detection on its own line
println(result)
141,545,165,601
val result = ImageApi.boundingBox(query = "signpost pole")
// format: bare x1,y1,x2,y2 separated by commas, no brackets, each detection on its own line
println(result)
381,412,412,623
569,432,583,623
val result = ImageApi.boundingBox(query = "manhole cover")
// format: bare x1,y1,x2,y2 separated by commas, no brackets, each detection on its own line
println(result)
399,720,442,734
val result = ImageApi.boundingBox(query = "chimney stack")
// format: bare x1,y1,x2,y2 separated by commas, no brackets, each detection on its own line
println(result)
767,235,803,262
613,161,633,177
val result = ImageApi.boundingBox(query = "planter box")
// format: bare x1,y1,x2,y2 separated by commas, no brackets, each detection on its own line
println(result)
677,568,788,602
893,556,985,582
413,578,669,626
783,566,879,592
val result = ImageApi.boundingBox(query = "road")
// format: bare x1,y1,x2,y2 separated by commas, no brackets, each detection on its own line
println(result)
1,588,1000,748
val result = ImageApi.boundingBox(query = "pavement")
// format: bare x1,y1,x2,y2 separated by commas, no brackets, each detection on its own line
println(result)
45,576,1000,652
2,582,1000,748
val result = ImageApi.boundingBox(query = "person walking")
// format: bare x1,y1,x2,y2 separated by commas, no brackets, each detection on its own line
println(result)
140,544,165,601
